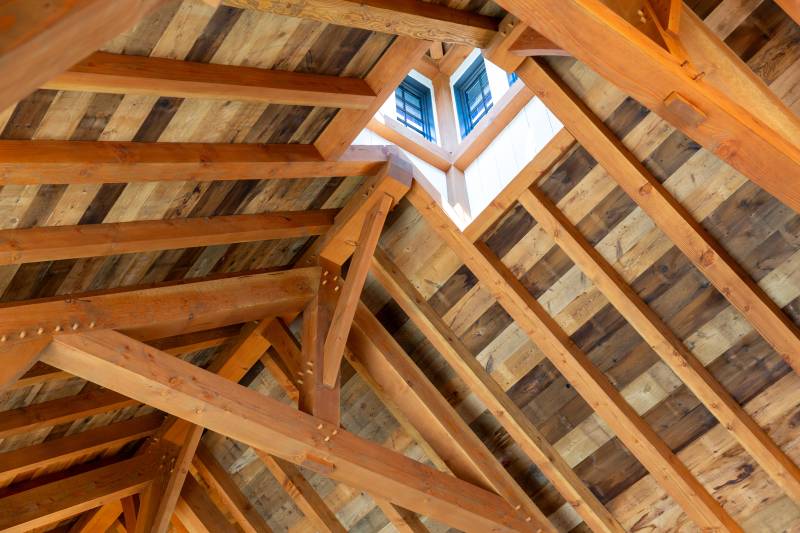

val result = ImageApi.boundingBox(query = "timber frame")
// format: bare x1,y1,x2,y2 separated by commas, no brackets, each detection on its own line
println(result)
0,0,799,532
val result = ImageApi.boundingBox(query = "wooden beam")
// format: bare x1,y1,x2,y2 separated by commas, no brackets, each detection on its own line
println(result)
370,248,625,532
775,0,800,25
69,501,123,533
452,80,534,171
0,338,49,393
258,453,347,533
438,45,474,77
432,72,459,153
301,286,341,426
10,326,240,392
265,316,451,473
135,420,204,533
374,498,430,533
298,156,412,266
508,28,569,57
0,389,135,440
193,445,274,533
120,497,137,533
322,194,393,386
222,0,498,47
0,210,336,266
0,0,164,112
648,0,682,34
315,38,432,161
514,57,800,378
0,142,390,185
407,183,742,532
175,475,238,533
519,185,800,507
137,317,283,533
0,413,162,484
494,0,800,213
348,302,553,530
45,52,375,109
414,55,440,80
367,117,452,171
0,267,318,351
0,456,152,532
41,330,538,533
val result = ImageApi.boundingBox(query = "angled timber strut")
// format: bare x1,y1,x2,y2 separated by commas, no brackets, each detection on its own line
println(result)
0,0,797,531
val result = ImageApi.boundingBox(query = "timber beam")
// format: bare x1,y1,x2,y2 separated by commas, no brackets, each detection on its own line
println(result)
40,329,540,533
0,142,392,185
222,0,499,48
492,0,800,213
0,456,153,532
0,210,337,266
407,182,742,532
45,52,376,109
0,0,165,113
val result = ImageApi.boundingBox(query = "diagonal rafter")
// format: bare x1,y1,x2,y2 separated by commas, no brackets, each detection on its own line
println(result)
493,0,800,213
370,248,624,532
322,194,393,387
513,57,800,384
518,184,800,505
407,181,743,532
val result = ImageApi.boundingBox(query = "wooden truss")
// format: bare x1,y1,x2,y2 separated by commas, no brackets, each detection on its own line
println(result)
0,0,798,532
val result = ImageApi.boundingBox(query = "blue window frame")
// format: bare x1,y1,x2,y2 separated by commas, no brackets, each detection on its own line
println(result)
507,72,518,85
395,76,436,142
454,56,493,138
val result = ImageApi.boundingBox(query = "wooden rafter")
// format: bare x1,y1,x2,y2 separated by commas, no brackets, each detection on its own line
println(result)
0,456,153,532
193,445,274,533
0,142,390,185
0,389,135,440
45,52,376,109
298,156,413,266
508,28,569,57
452,80,535,171
322,194,393,387
518,185,800,504
175,474,238,533
314,38,432,160
40,330,538,533
0,210,337,266
348,302,553,530
374,498,430,533
775,0,800,26
0,413,163,484
367,117,452,171
493,0,800,213
0,267,318,351
370,248,625,532
135,420,204,533
514,57,800,380
258,453,347,533
70,501,124,533
0,0,165,112
223,0,499,47
8,326,239,392
407,182,742,532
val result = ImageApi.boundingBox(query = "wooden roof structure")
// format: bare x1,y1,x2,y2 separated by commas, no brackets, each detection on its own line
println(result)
0,0,799,531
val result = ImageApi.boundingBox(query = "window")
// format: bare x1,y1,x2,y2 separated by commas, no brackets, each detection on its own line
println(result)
454,56,493,138
395,76,436,142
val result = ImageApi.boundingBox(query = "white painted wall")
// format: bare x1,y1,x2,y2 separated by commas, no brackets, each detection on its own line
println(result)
463,97,562,217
